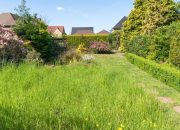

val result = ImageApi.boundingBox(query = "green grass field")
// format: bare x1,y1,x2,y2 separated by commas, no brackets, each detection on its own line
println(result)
0,54,179,130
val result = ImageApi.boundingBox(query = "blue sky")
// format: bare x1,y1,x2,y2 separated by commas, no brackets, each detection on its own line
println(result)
0,0,134,34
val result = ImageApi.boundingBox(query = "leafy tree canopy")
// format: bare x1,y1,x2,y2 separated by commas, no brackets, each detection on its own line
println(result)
120,0,179,52
13,0,58,62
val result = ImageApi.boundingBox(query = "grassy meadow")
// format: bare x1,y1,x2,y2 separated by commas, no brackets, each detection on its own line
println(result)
0,54,179,130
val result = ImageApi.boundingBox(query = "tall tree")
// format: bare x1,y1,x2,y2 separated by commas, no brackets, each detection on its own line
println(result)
120,0,145,52
14,0,58,62
142,0,179,34
120,0,179,52
15,0,30,17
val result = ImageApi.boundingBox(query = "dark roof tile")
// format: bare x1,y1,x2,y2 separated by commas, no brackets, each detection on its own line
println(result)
113,16,127,30
71,27,94,35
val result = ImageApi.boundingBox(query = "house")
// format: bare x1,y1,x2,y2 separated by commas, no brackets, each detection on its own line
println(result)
71,27,94,35
97,30,110,35
0,12,19,30
48,26,66,37
112,16,127,31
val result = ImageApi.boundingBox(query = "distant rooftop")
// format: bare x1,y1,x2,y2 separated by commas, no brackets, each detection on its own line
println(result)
97,30,110,35
112,16,127,30
71,27,94,35
0,12,19,27
48,26,65,34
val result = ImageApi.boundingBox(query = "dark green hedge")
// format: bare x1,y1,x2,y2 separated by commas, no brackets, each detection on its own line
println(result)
124,21,180,68
127,35,150,58
126,53,180,91
65,35,109,48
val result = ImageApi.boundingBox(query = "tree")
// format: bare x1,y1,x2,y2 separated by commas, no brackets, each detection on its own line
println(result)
13,0,58,62
14,0,30,17
120,0,145,52
120,0,179,52
142,0,179,34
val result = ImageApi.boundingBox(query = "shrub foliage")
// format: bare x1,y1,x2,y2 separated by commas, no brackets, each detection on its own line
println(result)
0,25,27,63
147,26,171,62
13,16,55,62
13,0,59,62
127,35,150,58
108,30,121,49
60,49,82,64
90,40,111,54
121,0,179,52
169,32,180,67
65,35,108,48
122,2,180,67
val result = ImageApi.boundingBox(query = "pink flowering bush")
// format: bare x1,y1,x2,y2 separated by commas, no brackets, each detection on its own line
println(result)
90,40,111,54
0,25,27,63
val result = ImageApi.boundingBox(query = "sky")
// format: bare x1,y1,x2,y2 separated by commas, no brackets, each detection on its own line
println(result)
0,0,134,34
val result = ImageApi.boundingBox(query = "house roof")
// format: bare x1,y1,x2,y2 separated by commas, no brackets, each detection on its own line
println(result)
71,27,94,35
97,30,110,35
48,26,65,34
0,13,19,26
112,16,127,30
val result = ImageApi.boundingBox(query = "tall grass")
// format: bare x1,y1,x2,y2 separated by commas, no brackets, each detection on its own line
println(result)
0,55,176,130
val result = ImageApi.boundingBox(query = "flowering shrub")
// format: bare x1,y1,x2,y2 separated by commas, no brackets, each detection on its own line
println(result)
90,40,111,54
0,25,27,63
76,43,88,54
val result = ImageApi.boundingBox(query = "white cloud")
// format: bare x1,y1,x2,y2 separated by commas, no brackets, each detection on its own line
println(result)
57,6,64,11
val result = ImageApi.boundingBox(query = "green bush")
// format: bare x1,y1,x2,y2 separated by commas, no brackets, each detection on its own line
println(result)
120,0,179,52
148,26,171,62
25,49,43,64
148,21,180,64
127,35,150,58
65,35,108,48
13,15,57,62
108,30,121,49
59,49,82,65
126,53,180,91
169,33,180,68
169,21,180,68
124,21,180,67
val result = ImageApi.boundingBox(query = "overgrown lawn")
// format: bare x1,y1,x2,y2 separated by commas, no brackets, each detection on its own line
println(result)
0,54,179,130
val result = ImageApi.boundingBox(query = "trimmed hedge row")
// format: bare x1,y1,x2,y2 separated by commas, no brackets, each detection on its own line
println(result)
65,35,109,48
126,53,180,91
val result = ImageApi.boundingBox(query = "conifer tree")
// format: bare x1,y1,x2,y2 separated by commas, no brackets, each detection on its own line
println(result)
142,0,179,34
120,0,179,52
15,0,30,17
120,0,145,52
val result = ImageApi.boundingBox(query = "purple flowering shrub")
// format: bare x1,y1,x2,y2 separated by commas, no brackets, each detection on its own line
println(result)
0,25,27,63
90,40,111,54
